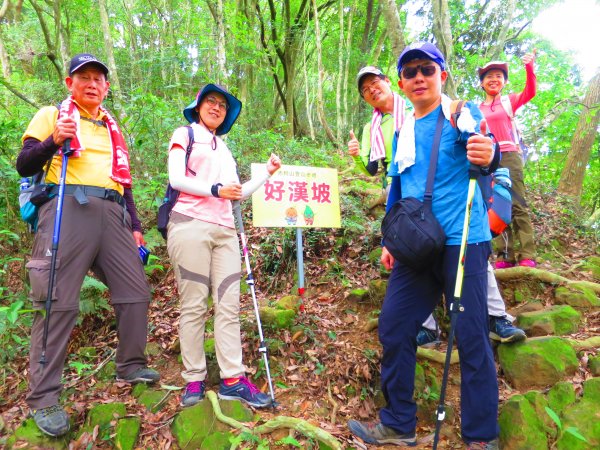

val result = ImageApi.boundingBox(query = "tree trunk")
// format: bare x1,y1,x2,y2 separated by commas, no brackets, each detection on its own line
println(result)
557,71,600,200
342,0,357,138
311,0,336,143
207,0,227,83
335,0,344,145
98,0,124,113
432,0,456,98
28,0,62,79
487,0,516,60
302,26,315,140
380,0,406,58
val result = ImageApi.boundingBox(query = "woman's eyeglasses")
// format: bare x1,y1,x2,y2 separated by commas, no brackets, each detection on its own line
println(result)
205,96,229,111
401,64,437,80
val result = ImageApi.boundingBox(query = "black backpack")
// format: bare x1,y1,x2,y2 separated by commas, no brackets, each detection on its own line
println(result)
157,126,195,239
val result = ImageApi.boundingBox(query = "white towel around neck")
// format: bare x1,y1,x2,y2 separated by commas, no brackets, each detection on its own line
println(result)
393,94,478,174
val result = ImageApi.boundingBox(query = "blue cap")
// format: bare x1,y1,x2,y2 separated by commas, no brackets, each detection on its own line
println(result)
183,84,242,135
397,42,446,75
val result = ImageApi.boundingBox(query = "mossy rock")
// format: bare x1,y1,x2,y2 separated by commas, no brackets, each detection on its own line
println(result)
204,337,216,357
274,295,302,312
6,418,70,449
498,337,578,389
96,360,117,381
145,341,163,357
87,403,127,429
588,355,600,376
346,288,369,302
554,286,600,311
219,399,255,422
583,255,600,281
582,377,600,403
171,400,217,449
259,306,296,329
368,247,382,265
138,388,166,413
555,396,600,449
516,305,581,336
547,381,576,414
368,279,387,305
78,346,97,358
131,383,148,398
200,431,231,450
523,390,556,437
115,417,141,450
498,394,548,450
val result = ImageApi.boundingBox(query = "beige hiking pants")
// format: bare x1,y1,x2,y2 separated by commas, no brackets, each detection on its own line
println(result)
167,211,244,383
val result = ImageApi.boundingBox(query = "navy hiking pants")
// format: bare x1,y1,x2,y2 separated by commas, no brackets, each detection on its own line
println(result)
378,243,499,443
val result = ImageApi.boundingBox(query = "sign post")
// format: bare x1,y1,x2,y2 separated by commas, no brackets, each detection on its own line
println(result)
251,164,341,305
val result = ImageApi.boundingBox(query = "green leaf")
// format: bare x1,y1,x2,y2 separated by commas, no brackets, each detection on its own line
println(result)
544,406,562,430
565,427,588,443
276,435,302,447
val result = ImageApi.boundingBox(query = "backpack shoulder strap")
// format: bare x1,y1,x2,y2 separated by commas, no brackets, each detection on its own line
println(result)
500,95,514,118
450,99,465,129
184,125,196,176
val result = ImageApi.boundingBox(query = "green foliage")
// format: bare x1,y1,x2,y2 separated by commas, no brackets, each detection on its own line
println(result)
545,406,589,443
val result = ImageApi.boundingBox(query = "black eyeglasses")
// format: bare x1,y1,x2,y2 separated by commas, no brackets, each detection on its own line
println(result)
360,78,383,96
205,96,229,111
401,64,437,80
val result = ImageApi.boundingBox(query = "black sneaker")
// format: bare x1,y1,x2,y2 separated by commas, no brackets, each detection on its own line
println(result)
416,326,439,347
116,367,160,384
489,316,526,343
30,405,70,437
218,376,272,408
180,381,205,407
348,419,416,446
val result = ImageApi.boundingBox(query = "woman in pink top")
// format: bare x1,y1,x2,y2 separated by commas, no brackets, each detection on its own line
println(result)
478,52,537,268
166,84,281,408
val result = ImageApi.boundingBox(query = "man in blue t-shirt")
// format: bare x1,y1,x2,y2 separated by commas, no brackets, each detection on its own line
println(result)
349,66,526,346
348,42,500,449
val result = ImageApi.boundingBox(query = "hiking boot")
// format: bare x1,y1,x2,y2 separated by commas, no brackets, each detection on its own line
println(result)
494,260,514,269
518,259,536,268
416,326,439,347
180,381,205,407
489,316,526,343
466,439,499,449
30,404,70,437
116,367,160,384
347,419,416,446
218,376,272,408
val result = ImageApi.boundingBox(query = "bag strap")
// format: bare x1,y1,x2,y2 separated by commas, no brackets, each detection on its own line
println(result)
450,100,465,128
184,125,196,176
423,109,446,208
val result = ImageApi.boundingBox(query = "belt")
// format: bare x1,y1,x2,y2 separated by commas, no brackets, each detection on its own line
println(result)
50,184,126,207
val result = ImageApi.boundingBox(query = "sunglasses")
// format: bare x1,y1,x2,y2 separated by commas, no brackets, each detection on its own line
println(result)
401,64,437,80
204,95,229,112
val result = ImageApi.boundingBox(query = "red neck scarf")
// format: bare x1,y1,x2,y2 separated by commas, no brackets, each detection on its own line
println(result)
58,96,133,188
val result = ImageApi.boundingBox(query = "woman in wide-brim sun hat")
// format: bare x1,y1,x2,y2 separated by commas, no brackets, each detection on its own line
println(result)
166,82,281,410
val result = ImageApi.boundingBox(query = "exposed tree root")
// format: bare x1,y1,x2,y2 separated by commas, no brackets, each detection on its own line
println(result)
564,336,600,350
494,267,600,294
206,391,342,450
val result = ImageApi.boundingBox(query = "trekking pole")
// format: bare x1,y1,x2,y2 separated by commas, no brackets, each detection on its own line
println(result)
432,163,480,449
232,200,277,407
40,139,72,367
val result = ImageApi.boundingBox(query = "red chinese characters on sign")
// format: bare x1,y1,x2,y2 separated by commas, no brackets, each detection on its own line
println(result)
263,179,332,204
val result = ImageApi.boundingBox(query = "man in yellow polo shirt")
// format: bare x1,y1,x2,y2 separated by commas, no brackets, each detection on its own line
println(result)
16,53,159,437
